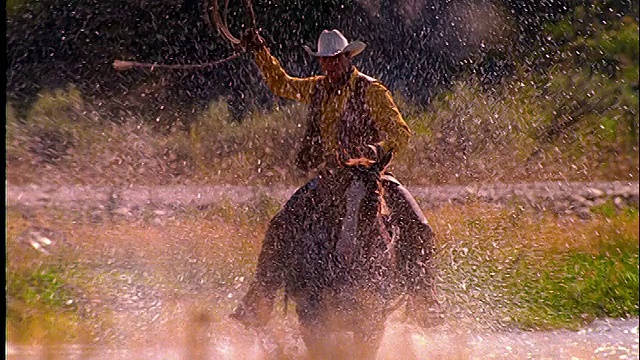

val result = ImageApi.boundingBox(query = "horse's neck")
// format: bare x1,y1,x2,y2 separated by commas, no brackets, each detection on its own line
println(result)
334,176,386,260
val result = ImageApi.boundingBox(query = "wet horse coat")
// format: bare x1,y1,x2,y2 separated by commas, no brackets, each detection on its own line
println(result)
230,147,439,358
285,152,401,359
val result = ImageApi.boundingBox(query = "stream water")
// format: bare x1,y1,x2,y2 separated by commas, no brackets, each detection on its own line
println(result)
7,317,638,359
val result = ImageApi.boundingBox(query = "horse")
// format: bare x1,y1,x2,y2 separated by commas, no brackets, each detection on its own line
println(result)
283,149,404,360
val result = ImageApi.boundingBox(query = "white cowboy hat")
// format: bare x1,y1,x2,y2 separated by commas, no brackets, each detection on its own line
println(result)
303,29,367,58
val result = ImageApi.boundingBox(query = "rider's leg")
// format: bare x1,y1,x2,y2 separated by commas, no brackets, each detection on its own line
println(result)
231,177,320,327
381,175,442,326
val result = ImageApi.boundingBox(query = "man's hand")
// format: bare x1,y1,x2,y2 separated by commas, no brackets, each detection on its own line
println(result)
339,144,382,163
241,29,265,52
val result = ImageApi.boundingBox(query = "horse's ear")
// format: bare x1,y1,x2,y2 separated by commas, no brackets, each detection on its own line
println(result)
374,144,384,159
374,147,393,173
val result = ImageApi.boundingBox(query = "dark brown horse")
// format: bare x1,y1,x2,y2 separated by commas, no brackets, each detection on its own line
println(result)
284,149,404,359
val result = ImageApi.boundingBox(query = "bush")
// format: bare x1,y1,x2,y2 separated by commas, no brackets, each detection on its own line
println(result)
6,86,197,185
187,99,308,185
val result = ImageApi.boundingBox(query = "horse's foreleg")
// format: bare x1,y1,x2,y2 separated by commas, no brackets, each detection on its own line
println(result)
230,284,276,328
352,321,385,360
231,212,290,327
300,322,340,360
382,179,442,328
398,219,442,328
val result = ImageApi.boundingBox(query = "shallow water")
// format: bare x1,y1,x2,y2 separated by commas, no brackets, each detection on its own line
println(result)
7,317,638,359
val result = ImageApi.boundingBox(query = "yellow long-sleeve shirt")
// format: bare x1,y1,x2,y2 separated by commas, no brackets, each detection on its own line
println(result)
254,46,412,156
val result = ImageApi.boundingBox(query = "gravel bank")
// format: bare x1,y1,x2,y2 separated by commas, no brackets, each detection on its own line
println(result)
6,181,639,217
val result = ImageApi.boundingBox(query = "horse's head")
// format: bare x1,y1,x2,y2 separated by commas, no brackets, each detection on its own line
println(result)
321,146,394,268
335,146,393,216
284,147,398,332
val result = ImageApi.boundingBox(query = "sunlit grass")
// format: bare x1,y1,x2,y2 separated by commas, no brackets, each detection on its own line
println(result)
511,248,638,329
6,262,83,343
429,203,639,330
6,205,265,345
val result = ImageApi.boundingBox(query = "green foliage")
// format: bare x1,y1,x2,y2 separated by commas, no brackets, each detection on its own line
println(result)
5,1,639,187
6,86,201,185
5,0,43,16
6,263,83,343
188,100,234,173
594,22,639,64
393,4,639,185
512,246,639,328
186,99,308,185
541,9,639,141
28,85,87,123
546,18,577,43
6,103,25,155
591,200,618,218
7,265,75,308
28,86,93,129
436,205,640,330
547,6,639,87
9,85,97,163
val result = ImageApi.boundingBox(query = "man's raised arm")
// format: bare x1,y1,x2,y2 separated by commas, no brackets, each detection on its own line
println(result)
243,30,320,104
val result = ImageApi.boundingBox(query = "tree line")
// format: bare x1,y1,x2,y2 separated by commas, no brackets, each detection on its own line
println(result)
6,0,638,128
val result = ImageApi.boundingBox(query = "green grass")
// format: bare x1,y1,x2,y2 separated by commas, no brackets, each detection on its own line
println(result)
511,246,638,329
431,202,639,330
6,264,86,343
8,265,75,308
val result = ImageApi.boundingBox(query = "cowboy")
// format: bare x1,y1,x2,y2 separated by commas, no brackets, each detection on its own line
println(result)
231,29,440,328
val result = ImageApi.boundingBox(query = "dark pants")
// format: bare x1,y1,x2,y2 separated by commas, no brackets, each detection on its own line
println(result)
232,175,438,327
